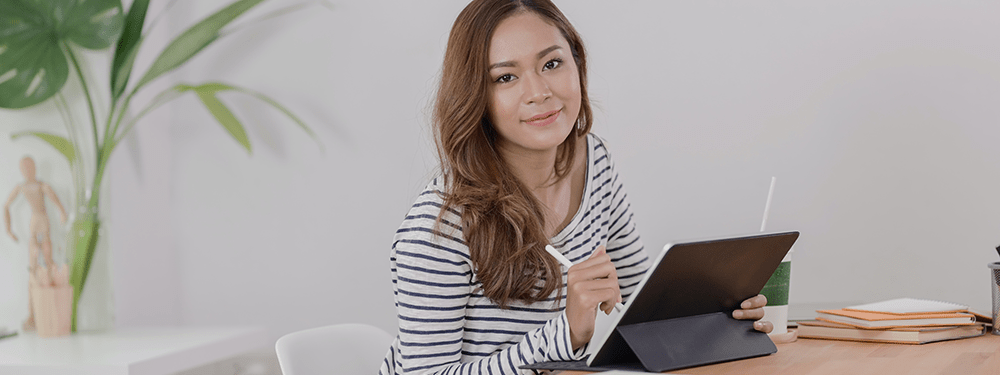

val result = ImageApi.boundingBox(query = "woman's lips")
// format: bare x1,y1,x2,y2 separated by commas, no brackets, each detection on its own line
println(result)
525,109,561,127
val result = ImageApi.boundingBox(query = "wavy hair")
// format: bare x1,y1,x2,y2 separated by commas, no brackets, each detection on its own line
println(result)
433,0,593,308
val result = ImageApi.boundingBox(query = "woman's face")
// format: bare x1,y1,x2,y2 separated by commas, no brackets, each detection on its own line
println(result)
487,12,581,156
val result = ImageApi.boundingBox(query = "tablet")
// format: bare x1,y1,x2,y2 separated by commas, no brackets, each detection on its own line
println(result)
585,231,799,368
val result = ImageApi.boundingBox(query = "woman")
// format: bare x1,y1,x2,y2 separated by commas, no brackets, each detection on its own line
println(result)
380,1,771,374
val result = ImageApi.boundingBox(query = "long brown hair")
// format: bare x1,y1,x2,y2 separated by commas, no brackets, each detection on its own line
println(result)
433,0,593,308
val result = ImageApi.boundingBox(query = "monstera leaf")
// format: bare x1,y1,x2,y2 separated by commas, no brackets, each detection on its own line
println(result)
0,0,123,108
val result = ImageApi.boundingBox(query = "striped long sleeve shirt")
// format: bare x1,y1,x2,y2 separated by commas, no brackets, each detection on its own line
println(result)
380,133,651,375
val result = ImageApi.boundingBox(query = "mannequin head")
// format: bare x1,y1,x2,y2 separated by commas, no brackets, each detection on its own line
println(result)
19,156,36,181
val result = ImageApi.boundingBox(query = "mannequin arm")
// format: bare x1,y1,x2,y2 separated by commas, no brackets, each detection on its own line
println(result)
42,183,68,223
4,186,20,242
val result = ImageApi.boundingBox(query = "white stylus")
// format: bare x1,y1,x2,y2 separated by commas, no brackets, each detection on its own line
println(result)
545,245,625,312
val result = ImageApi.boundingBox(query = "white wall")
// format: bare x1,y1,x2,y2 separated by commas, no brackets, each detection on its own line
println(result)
3,0,1000,346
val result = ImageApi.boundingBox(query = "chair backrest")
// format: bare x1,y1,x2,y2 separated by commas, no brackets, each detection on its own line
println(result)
276,323,393,375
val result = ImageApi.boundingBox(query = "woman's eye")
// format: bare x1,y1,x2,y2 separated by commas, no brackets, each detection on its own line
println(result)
495,74,516,84
543,58,563,71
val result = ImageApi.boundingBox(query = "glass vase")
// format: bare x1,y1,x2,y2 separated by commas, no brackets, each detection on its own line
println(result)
67,202,114,332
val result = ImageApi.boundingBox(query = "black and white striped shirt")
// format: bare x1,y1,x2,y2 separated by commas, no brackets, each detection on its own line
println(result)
380,133,651,375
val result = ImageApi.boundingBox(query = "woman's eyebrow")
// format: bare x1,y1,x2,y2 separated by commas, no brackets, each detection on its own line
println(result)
535,45,562,60
488,45,562,70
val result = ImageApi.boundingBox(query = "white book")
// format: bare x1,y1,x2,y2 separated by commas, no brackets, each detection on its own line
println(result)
845,298,968,315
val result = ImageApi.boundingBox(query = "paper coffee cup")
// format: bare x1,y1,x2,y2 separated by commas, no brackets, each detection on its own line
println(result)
761,251,792,335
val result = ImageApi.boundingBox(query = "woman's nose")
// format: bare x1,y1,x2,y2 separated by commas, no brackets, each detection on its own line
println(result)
523,72,552,105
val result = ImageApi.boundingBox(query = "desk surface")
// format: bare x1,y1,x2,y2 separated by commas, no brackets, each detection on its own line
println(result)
0,326,267,375
564,331,1000,375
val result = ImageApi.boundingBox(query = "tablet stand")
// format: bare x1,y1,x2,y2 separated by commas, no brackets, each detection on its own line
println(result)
615,312,776,372
520,311,777,372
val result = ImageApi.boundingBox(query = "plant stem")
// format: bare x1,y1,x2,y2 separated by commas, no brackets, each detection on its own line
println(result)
111,87,140,142
115,86,183,144
89,144,111,210
102,100,118,161
53,93,87,209
63,42,102,169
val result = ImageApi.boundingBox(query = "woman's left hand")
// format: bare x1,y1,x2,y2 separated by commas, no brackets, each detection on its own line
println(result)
732,294,773,333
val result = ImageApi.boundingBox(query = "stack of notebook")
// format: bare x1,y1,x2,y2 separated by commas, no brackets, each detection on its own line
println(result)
797,298,989,344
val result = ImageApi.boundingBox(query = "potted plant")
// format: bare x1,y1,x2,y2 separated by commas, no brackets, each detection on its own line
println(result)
0,0,322,332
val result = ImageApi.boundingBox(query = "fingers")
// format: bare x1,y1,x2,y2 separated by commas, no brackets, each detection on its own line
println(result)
733,295,767,320
597,287,618,315
732,307,765,320
567,246,621,317
565,259,618,349
598,301,613,315
733,294,773,334
740,294,768,309
569,246,617,283
574,246,610,269
587,285,619,315
754,320,773,333
570,279,620,300
569,278,620,315
568,260,618,285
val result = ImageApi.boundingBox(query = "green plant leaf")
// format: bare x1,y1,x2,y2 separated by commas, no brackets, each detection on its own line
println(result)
115,84,187,144
57,0,124,50
110,0,149,100
133,0,268,91
180,82,323,152
238,89,323,151
0,2,68,108
0,0,123,108
68,212,100,332
180,84,252,154
212,82,323,151
10,131,77,165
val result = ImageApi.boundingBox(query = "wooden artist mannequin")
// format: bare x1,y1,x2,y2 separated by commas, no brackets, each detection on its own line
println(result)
4,156,68,331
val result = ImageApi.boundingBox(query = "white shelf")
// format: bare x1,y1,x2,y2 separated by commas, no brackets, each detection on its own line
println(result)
0,326,267,375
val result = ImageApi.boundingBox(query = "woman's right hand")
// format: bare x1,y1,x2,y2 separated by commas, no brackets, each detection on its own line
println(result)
565,245,621,350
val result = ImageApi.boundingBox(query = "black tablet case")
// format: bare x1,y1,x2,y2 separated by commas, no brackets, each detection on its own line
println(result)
522,231,799,373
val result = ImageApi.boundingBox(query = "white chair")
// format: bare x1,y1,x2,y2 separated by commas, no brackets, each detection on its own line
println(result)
276,323,393,375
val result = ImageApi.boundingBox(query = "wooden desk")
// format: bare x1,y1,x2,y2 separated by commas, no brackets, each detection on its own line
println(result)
563,331,1000,375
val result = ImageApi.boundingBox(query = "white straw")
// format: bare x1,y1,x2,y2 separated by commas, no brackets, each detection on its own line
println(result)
760,177,776,232
545,245,624,312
